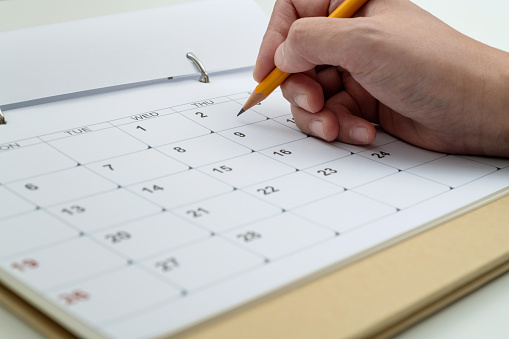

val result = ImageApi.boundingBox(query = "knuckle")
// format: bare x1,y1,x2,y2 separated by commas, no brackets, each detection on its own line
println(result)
336,18,383,69
286,18,310,49
285,18,315,62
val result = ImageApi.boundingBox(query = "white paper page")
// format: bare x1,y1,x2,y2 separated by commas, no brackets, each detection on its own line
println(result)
0,0,268,106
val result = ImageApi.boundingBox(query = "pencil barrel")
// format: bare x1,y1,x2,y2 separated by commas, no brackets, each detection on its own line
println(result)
255,68,291,96
330,0,369,18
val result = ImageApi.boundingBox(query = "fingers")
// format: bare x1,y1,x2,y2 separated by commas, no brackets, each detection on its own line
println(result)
255,0,392,81
310,67,379,123
253,0,332,82
291,105,340,142
325,91,377,144
280,73,324,113
316,66,343,99
274,16,376,74
341,72,379,123
288,86,377,144
282,67,380,122
291,101,376,144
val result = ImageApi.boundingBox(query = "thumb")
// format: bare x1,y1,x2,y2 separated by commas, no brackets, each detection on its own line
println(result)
274,16,369,74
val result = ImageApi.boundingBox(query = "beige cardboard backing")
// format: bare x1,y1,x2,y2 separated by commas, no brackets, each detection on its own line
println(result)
1,192,509,339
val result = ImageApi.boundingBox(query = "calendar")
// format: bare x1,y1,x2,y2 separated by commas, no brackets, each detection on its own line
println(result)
0,67,508,339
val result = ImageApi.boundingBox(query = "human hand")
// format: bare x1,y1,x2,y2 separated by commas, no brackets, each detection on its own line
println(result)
254,0,509,157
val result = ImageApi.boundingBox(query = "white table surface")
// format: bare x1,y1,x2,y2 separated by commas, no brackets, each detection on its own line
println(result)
1,0,508,338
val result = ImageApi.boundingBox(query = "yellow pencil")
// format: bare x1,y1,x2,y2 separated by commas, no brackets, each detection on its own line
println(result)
238,0,369,116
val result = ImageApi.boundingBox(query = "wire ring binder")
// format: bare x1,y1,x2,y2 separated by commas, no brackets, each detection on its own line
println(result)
186,52,210,83
0,108,5,125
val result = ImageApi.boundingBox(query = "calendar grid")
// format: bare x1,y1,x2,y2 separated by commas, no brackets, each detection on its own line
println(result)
0,91,500,236
406,159,503,188
1,88,508,339
0,211,78,259
0,184,38,219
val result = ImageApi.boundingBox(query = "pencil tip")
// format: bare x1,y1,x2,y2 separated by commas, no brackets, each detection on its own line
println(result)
237,109,245,117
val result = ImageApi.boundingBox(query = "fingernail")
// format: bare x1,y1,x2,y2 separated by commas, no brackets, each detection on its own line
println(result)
309,120,325,139
294,93,311,111
274,43,285,68
350,126,368,143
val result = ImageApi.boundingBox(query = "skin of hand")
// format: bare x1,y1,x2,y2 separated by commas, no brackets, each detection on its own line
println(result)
253,0,509,157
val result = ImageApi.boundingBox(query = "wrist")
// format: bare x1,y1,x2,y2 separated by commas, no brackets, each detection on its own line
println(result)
480,48,509,157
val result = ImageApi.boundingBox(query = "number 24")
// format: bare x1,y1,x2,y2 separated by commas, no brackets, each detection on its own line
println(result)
371,151,391,159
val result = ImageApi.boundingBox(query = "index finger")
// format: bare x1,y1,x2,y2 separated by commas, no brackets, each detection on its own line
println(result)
253,0,343,82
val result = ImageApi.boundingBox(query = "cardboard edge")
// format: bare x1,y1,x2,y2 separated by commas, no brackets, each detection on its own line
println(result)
371,259,509,339
0,283,77,339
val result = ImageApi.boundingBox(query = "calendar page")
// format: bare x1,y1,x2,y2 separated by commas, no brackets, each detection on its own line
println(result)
0,68,508,339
